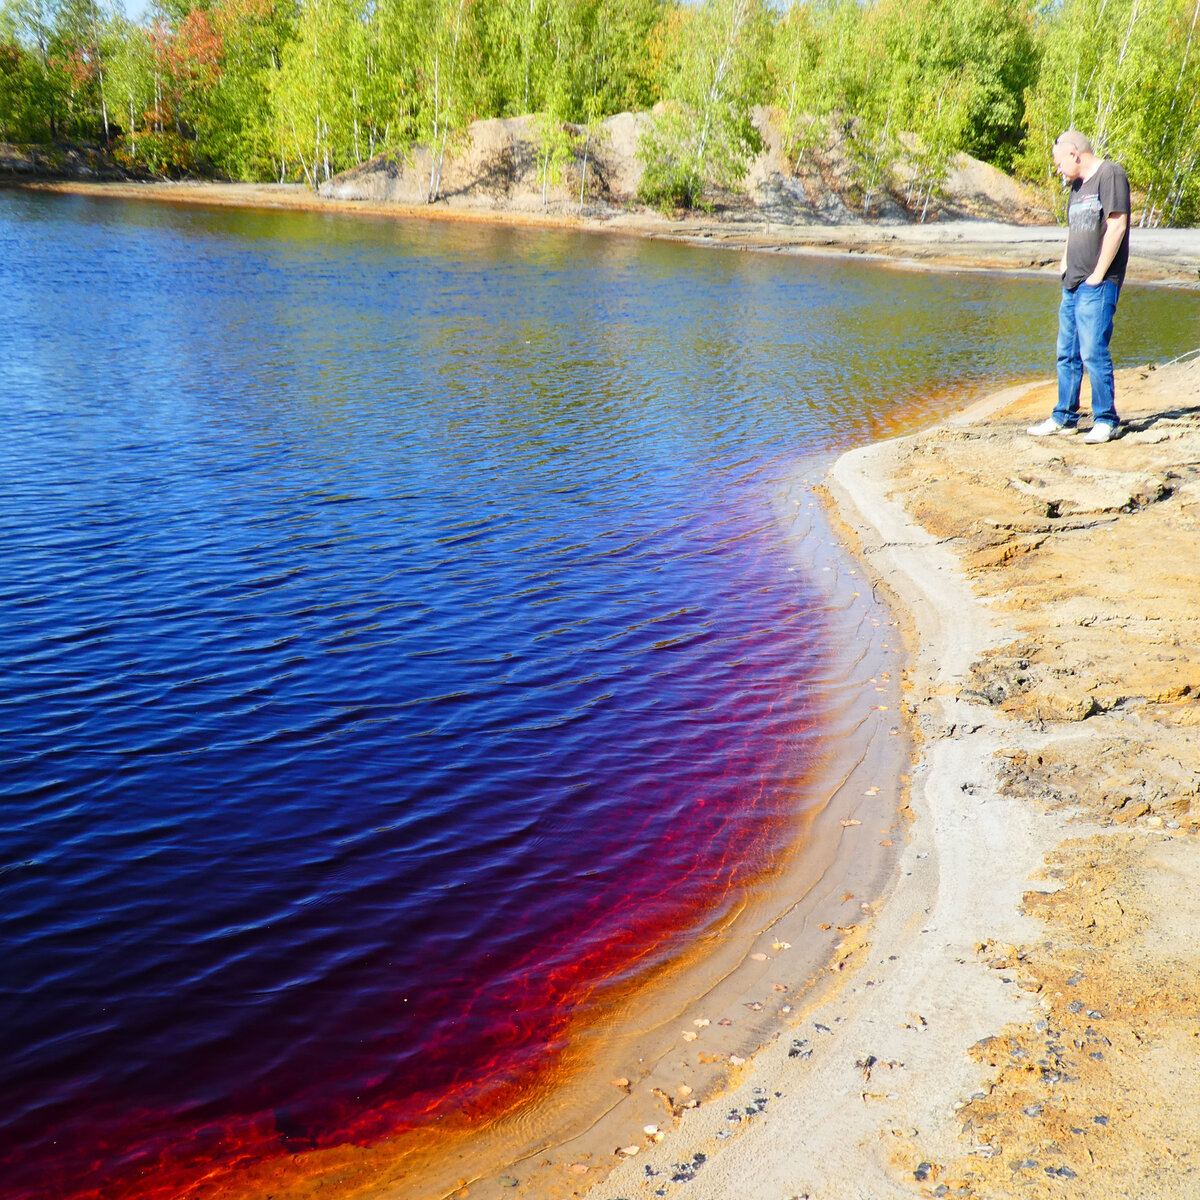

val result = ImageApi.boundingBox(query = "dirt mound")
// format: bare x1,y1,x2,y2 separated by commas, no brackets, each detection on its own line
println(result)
745,112,1051,225
940,153,1052,222
319,112,651,213
321,109,1052,226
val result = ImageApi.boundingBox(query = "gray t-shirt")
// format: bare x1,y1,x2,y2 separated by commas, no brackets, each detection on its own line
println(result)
1064,160,1131,289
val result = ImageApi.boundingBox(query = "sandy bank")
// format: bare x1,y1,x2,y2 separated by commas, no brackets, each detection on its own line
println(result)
12,177,1200,287
584,363,1200,1199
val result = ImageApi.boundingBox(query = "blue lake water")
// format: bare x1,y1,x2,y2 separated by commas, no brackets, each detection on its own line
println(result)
3,190,1198,1198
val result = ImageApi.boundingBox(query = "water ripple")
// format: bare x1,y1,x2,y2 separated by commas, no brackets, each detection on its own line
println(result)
4,191,1200,1200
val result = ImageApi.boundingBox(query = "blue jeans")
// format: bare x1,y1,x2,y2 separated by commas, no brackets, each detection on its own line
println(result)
1055,280,1120,428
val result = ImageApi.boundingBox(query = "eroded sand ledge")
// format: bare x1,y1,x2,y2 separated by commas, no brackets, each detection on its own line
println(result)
587,365,1200,1199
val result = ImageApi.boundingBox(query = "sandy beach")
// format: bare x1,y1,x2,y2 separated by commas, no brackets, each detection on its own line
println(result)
576,363,1200,1200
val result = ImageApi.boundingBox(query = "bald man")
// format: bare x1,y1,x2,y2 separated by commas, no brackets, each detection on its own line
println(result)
1027,130,1130,444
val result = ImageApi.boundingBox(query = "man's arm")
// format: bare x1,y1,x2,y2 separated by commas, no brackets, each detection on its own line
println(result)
1085,211,1128,285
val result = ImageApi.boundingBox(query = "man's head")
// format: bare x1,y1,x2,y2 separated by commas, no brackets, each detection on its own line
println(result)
1053,130,1095,181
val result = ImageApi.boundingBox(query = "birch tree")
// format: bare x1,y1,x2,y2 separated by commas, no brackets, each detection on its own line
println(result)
0,0,63,138
769,0,865,166
1111,0,1200,224
100,15,152,156
199,0,293,179
638,0,770,209
1020,0,1145,175
1021,0,1200,223
417,0,472,201
270,0,360,184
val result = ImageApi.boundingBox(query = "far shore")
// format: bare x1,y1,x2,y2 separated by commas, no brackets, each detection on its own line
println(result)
12,177,1200,287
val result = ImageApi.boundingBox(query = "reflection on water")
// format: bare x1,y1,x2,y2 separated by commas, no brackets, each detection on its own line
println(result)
3,192,1198,1200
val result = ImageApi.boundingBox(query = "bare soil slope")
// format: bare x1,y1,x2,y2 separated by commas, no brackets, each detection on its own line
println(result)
319,109,1052,226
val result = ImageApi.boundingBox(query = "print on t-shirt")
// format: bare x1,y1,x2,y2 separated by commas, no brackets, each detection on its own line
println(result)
1069,193,1102,232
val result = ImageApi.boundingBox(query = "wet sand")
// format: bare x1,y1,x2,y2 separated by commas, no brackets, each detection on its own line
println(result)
14,178,1200,286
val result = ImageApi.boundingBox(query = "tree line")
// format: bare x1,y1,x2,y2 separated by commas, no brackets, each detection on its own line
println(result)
1,0,1197,224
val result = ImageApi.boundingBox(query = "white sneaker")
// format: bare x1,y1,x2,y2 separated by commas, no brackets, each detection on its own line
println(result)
1084,422,1116,444
1027,417,1076,436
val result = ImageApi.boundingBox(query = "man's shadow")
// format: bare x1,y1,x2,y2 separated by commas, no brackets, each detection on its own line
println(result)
1117,402,1200,436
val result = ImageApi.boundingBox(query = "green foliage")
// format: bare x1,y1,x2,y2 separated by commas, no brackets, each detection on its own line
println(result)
638,0,769,211
769,0,864,164
853,0,1037,209
112,125,195,171
1128,0,1200,225
1020,0,1200,226
198,0,294,179
762,0,1038,217
877,0,1037,168
99,15,150,145
1,0,79,139
0,37,56,138
572,0,667,116
467,0,666,122
270,0,360,185
637,105,703,209
531,110,575,203
0,0,1196,225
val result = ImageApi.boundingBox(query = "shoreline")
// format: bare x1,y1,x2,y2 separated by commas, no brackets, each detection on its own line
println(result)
11,178,1200,287
588,383,1051,1200
589,366,1200,1199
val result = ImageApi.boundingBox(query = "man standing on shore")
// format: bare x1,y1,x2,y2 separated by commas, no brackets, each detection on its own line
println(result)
1027,130,1131,444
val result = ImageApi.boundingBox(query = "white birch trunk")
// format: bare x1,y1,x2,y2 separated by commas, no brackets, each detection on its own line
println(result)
289,114,316,188
863,103,891,216
1144,0,1200,226
1096,0,1142,148
429,0,467,204
578,130,589,212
